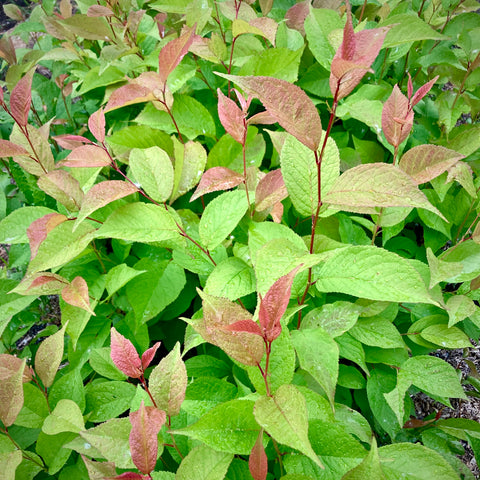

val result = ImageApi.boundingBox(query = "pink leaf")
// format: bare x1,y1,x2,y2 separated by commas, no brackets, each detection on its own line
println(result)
247,110,277,126
107,473,146,480
158,25,195,85
249,430,268,480
87,5,114,17
88,108,106,143
341,5,356,61
0,139,29,157
61,276,95,315
222,75,322,151
407,73,413,100
259,266,301,342
255,169,288,212
249,17,278,46
74,180,138,229
105,84,153,113
53,134,93,149
110,328,143,378
129,401,166,475
270,201,283,223
0,356,25,427
141,342,161,371
11,272,68,296
37,169,84,211
217,88,246,144
27,213,67,259
0,36,17,65
10,70,34,127
225,319,263,337
411,75,439,107
60,144,112,167
382,85,413,148
285,1,309,36
398,145,464,185
190,167,244,201
0,354,32,383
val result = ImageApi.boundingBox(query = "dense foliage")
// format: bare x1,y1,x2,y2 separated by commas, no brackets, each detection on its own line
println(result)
1,0,480,478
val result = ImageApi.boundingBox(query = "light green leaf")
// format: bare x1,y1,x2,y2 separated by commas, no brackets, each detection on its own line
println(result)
135,94,216,140
199,190,249,251
439,241,480,282
349,317,405,349
171,140,207,202
343,437,385,480
291,328,339,409
94,202,180,244
304,8,342,70
126,258,186,323
426,247,464,289
281,134,340,217
173,399,259,454
446,295,477,327
0,280,36,328
107,125,173,157
323,163,446,220
77,66,125,95
0,206,55,244
380,14,447,48
27,221,95,275
254,385,323,468
301,301,362,338
446,125,480,157
176,444,233,480
0,450,22,480
129,146,174,203
378,443,461,479
204,257,256,300
43,399,85,435
104,263,146,299
77,418,134,469
314,245,439,305
385,356,466,425
14,383,49,428
420,324,472,349
35,323,66,389
89,347,127,380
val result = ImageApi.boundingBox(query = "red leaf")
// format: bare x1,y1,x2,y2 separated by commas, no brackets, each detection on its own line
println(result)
255,169,288,212
249,430,268,480
27,213,67,260
382,85,413,148
88,108,106,143
60,144,112,167
259,266,300,342
61,276,95,315
217,88,246,144
10,70,34,127
329,7,389,100
225,319,263,337
222,75,322,151
53,134,93,149
411,75,439,107
141,342,161,371
190,166,244,201
107,473,146,480
158,25,195,85
110,328,142,379
129,401,166,475
0,139,29,157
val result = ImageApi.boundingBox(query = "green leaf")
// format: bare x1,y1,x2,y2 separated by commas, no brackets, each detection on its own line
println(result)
420,324,472,348
104,263,146,300
176,444,234,480
14,383,49,428
35,323,66,389
77,418,135,469
385,356,466,425
27,221,95,275
173,399,259,454
291,328,339,409
254,384,323,468
0,279,37,323
149,342,187,417
342,437,385,480
379,14,447,48
426,247,464,288
126,258,186,323
59,14,113,41
36,431,76,475
0,206,55,244
204,257,256,300
304,8,342,70
446,125,480,157
49,369,86,412
42,399,85,435
95,203,180,244
77,66,125,95
378,443,461,479
314,245,438,305
349,317,405,349
199,190,249,251
171,140,207,202
280,134,339,217
89,347,127,380
129,146,174,203
136,94,216,140
439,241,480,282
323,163,446,220
85,380,137,422
446,295,477,327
